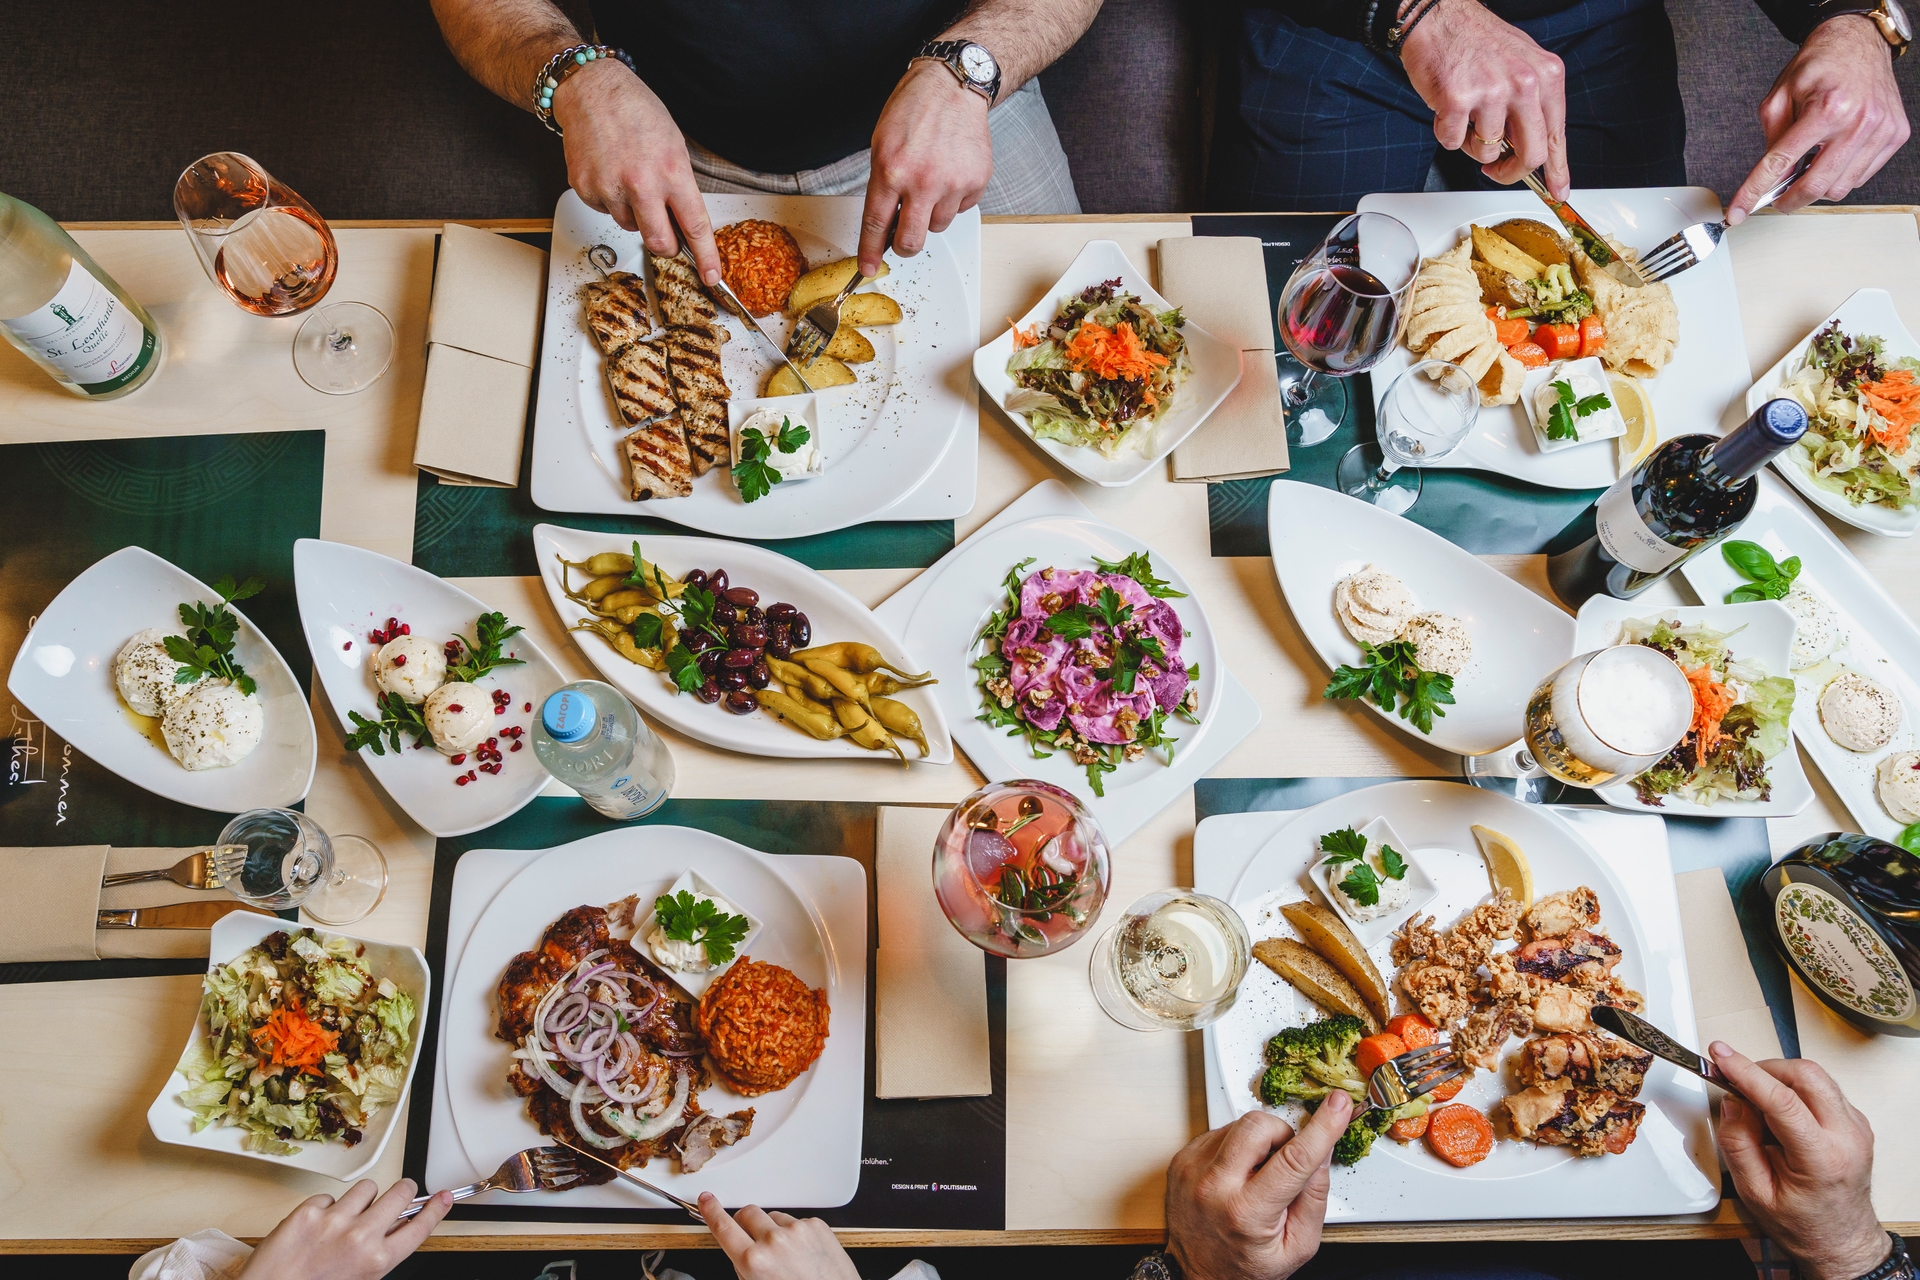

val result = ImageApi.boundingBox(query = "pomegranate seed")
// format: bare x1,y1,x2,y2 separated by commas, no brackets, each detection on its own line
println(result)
392,654,406,666
524,702,532,712
455,775,470,786
449,753,466,765
447,704,463,714
495,705,505,715
398,623,410,635
511,740,523,752
487,736,497,745
342,641,351,651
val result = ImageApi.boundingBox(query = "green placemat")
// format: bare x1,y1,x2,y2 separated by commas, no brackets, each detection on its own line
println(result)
0,430,324,984
402,796,1006,1231
1192,215,1603,558
1193,777,1798,1058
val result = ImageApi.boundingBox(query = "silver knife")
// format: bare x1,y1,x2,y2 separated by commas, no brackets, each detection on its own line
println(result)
1497,143,1645,290
678,245,815,394
98,901,271,929
555,1137,704,1220
1590,1004,1753,1104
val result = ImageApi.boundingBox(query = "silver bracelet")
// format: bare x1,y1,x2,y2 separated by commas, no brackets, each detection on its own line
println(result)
531,43,636,136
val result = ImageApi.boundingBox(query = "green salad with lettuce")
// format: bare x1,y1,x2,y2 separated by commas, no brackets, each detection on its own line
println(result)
174,927,415,1155
1621,617,1796,808
1004,279,1191,458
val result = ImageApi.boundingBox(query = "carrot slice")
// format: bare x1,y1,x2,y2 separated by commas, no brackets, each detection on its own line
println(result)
1509,341,1549,368
1386,1013,1437,1050
1537,323,1580,360
1493,316,1531,347
1424,1104,1494,1167
1577,315,1606,359
1426,1074,1465,1103
1388,1112,1430,1143
1354,1032,1408,1082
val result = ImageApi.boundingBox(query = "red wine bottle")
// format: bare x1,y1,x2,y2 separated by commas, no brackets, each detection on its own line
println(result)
1759,832,1920,1036
1546,399,1808,607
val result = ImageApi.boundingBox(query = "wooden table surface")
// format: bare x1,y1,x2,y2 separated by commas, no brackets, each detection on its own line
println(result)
3,208,1918,1255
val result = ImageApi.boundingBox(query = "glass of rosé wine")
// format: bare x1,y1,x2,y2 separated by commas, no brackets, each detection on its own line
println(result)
932,780,1111,959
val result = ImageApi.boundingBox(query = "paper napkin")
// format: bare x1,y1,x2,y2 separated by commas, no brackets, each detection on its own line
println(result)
874,806,991,1098
1157,236,1289,483
1675,867,1783,1062
0,845,251,963
413,224,548,488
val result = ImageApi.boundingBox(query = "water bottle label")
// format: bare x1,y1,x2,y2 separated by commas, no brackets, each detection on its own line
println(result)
1775,883,1915,1021
1,259,157,394
1594,480,1686,574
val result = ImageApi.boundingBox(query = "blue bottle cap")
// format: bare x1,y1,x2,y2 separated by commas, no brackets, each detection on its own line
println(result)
1755,397,1810,444
541,689,596,743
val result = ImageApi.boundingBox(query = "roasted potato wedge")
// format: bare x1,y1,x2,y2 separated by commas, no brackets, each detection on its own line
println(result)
824,326,876,364
840,292,902,326
764,354,857,397
1471,259,1534,311
787,257,891,317
1470,224,1545,282
1280,901,1390,1024
1252,938,1381,1032
1492,219,1571,269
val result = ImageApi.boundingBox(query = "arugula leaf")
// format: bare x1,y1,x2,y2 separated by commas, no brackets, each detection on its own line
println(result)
167,574,267,696
663,643,706,695
652,890,753,965
1338,861,1381,907
1319,827,1369,863
1322,640,1453,735
345,691,434,755
1092,551,1186,599
1379,844,1408,881
448,612,526,683
629,612,666,650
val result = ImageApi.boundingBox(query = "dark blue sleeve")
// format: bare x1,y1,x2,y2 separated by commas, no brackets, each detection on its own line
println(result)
1240,0,1373,45
1751,0,1828,44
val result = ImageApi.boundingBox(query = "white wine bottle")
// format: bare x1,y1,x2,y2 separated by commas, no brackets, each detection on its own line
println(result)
0,191,163,398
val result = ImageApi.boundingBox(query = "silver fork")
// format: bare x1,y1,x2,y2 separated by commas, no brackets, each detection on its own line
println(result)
397,1146,583,1219
1636,146,1822,284
1366,1043,1466,1111
786,269,868,366
101,845,244,891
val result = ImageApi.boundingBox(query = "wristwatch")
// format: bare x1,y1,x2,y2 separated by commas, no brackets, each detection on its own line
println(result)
1850,1231,1917,1280
1814,0,1912,57
913,39,1002,104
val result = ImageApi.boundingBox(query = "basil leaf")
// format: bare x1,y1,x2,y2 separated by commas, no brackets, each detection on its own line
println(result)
1722,540,1778,583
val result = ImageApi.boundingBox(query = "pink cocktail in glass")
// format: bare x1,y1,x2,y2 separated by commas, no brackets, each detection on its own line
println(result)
932,779,1111,958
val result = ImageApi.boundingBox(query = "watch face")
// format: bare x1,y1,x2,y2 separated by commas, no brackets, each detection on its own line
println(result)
960,44,997,83
1887,0,1913,42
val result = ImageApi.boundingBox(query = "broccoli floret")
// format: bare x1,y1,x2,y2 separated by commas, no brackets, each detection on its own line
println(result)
1262,1015,1367,1104
1258,1063,1333,1107
1333,1111,1385,1165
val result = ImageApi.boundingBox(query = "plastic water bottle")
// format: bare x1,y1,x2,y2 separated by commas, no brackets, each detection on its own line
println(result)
532,681,674,820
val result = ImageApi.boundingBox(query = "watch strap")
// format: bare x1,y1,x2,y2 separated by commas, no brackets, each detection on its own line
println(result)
1812,0,1910,54
1852,1231,1916,1280
913,39,1001,103
1127,1252,1183,1280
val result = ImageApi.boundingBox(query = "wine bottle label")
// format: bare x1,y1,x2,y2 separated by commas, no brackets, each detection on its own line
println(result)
1775,883,1915,1021
1594,480,1687,574
0,259,157,395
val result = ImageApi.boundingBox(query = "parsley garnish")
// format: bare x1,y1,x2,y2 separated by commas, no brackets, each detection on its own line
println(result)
1339,861,1381,906
1318,827,1369,864
1544,378,1612,442
165,574,265,696
344,690,435,755
1379,844,1408,880
663,643,705,694
653,890,752,965
1322,640,1455,735
1044,586,1133,640
1722,539,1803,603
1091,551,1186,599
1319,826,1406,907
448,611,526,683
621,540,677,599
630,612,667,650
730,415,811,504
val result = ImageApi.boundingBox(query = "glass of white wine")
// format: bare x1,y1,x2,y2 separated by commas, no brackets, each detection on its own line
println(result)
172,152,394,394
1089,889,1251,1031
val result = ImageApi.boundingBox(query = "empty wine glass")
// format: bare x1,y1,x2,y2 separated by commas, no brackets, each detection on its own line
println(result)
1335,359,1480,515
213,807,389,926
1276,212,1422,448
173,152,395,395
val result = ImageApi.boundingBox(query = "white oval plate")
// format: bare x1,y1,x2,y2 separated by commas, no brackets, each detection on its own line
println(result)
1573,598,1814,817
146,910,430,1183
1210,780,1715,1213
1266,480,1576,755
1746,287,1919,538
293,539,565,838
972,238,1244,487
901,512,1226,817
6,545,316,813
532,524,951,764
440,826,863,1208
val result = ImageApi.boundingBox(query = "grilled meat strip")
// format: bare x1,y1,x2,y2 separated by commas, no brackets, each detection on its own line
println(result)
583,272,653,353
604,338,678,426
1504,1082,1646,1156
623,418,694,500
1517,1032,1653,1098
678,1110,755,1174
651,253,728,336
1514,928,1622,984
665,323,732,475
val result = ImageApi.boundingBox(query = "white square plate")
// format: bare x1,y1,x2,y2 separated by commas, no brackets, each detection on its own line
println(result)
1744,287,1919,538
1358,188,1753,490
146,911,431,1183
972,239,1245,487
6,546,316,813
1304,814,1439,949
1573,598,1814,817
531,191,977,535
429,826,866,1209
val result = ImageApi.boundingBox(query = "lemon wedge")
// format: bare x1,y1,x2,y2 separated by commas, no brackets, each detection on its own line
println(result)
1471,824,1534,906
1610,372,1657,474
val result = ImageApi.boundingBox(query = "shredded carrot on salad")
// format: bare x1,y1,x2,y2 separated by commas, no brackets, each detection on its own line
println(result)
1065,321,1170,385
1010,319,1044,349
1683,665,1738,756
251,1003,341,1073
1856,368,1920,454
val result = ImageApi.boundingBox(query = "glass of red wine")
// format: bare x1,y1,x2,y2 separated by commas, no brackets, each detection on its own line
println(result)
1276,212,1422,448
932,780,1111,959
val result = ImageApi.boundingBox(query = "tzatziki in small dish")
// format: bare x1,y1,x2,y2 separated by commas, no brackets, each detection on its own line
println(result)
632,868,764,998
1525,356,1627,452
729,394,823,502
1305,813,1439,946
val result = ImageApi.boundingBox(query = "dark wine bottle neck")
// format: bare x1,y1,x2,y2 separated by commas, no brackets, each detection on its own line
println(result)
1701,398,1810,487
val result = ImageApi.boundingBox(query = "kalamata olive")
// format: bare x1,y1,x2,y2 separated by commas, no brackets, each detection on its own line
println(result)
683,569,708,590
747,657,772,689
766,601,798,622
696,678,722,704
723,689,758,714
716,667,748,692
711,598,738,625
767,624,793,660
742,605,765,626
684,628,716,653
697,649,723,677
722,586,759,608
708,569,729,594
790,613,812,647
721,648,757,670
731,623,768,650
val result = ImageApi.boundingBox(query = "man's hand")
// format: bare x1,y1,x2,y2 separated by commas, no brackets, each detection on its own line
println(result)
239,1180,451,1280
698,1192,860,1280
554,58,722,285
1711,1043,1889,1280
1728,16,1911,223
859,60,995,275
1164,1090,1351,1280
1400,0,1570,196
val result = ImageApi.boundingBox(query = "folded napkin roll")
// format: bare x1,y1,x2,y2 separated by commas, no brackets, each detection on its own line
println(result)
1158,236,1289,483
0,845,248,963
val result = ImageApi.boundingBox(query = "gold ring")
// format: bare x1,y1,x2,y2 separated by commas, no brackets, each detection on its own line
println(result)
1472,131,1503,149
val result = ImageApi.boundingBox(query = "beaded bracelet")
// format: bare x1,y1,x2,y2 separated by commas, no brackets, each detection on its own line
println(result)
1387,0,1445,54
532,43,637,136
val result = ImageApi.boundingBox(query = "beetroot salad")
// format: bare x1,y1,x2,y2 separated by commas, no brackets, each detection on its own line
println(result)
974,552,1201,795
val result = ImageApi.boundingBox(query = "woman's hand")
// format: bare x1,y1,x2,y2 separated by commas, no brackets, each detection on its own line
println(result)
1399,0,1570,195
239,1180,451,1280
698,1192,860,1280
